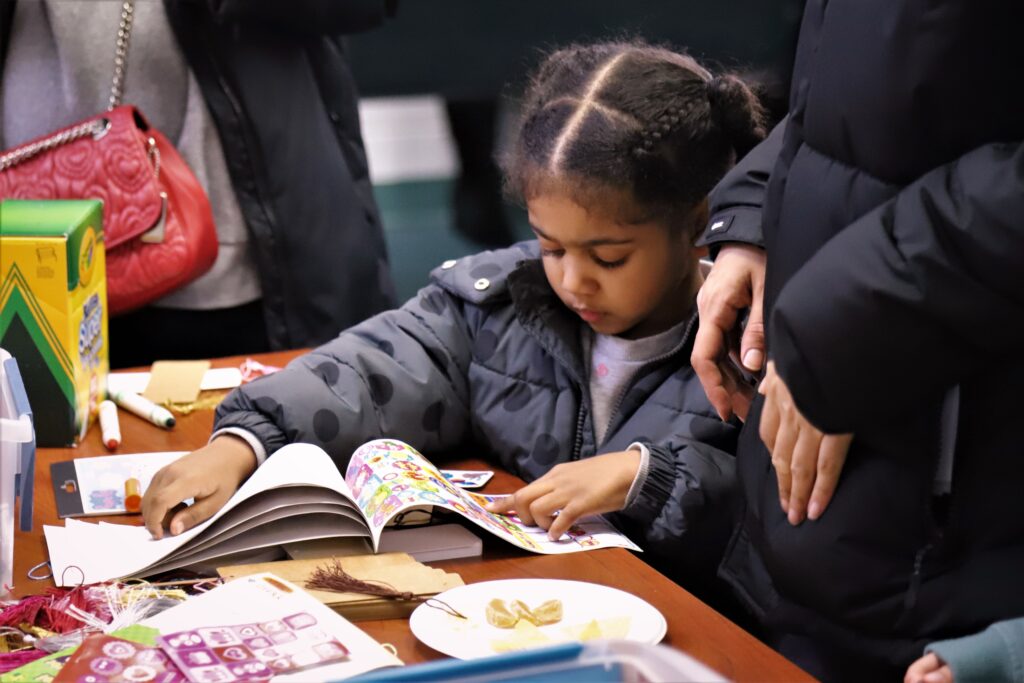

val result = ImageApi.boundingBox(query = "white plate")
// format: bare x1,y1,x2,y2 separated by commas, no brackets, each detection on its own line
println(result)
408,578,667,659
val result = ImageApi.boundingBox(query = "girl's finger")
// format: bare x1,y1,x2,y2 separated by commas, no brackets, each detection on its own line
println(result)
548,503,582,540
528,491,566,529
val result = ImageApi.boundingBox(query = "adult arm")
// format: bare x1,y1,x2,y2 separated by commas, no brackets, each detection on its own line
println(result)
772,140,1024,433
698,116,786,252
692,119,785,419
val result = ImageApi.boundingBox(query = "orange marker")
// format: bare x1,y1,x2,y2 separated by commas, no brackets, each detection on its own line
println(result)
124,477,142,513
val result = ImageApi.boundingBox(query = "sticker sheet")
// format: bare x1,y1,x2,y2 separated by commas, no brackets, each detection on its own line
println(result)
157,612,349,682
71,452,187,515
53,633,184,683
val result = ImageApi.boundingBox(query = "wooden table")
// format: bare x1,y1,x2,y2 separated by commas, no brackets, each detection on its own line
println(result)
11,351,812,681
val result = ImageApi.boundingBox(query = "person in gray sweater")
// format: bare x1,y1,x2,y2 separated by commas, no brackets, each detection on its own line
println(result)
141,41,766,589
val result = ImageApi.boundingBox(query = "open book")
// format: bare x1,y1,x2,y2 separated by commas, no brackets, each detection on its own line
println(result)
44,439,640,585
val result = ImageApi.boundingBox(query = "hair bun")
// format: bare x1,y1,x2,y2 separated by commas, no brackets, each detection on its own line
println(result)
707,74,767,158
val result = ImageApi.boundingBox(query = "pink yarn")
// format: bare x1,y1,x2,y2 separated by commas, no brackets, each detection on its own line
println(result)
0,648,47,674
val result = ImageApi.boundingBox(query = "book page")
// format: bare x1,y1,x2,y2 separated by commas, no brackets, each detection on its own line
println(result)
345,439,641,554
45,444,363,585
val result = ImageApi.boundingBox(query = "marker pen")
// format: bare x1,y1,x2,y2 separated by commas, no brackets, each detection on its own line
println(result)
124,477,142,513
109,390,176,429
99,399,121,449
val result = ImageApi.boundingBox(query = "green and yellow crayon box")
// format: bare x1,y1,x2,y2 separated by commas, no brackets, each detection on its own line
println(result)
0,199,108,446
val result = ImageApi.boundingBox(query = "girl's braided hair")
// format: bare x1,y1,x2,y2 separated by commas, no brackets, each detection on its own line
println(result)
503,41,766,225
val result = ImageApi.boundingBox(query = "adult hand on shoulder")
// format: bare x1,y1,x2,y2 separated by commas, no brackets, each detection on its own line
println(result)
692,243,767,422
142,435,258,539
758,361,853,526
905,653,954,683
485,450,641,541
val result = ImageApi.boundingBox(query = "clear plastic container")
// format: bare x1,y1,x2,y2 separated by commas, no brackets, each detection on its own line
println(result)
348,639,728,683
0,348,35,597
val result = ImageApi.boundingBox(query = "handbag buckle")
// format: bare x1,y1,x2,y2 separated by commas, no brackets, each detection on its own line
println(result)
139,192,168,244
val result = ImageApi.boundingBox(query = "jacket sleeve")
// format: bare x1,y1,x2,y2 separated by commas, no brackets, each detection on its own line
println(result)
198,0,388,34
771,140,1024,433
925,617,1024,683
697,116,787,251
213,284,473,472
612,412,739,564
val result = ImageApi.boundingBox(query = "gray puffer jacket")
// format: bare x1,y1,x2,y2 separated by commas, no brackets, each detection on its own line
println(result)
215,243,738,575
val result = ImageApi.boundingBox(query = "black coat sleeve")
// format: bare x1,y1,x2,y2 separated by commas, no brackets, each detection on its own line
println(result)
697,117,787,251
772,140,1024,433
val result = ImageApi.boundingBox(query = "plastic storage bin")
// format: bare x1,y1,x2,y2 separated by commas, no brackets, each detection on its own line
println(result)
349,640,728,682
0,347,35,597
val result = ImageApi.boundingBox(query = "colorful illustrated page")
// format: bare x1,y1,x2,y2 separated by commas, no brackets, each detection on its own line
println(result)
345,439,641,554
157,612,349,682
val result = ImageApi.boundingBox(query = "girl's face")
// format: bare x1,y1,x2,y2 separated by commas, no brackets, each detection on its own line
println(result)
527,192,703,339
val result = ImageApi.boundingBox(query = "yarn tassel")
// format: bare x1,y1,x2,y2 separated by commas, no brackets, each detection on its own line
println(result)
0,594,49,630
306,558,416,600
306,558,466,619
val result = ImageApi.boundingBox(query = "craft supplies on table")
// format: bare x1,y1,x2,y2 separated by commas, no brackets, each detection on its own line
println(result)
50,451,187,517
217,552,464,621
0,199,108,447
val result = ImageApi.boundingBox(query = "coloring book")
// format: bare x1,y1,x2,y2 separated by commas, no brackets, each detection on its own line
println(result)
44,439,640,585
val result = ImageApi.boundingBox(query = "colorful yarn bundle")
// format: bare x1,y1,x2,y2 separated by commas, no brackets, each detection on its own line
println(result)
0,582,190,674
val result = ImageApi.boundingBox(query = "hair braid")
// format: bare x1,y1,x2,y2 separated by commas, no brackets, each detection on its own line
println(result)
503,40,766,226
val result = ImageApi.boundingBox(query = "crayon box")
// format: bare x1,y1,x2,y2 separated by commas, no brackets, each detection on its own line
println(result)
0,199,108,446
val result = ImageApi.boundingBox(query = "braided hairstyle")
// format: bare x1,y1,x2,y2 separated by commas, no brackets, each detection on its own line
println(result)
503,41,766,228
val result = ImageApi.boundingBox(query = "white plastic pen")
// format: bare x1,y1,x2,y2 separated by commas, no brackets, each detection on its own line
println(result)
109,390,176,429
99,399,121,449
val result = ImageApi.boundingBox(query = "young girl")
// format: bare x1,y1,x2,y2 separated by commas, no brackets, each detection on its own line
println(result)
142,40,765,586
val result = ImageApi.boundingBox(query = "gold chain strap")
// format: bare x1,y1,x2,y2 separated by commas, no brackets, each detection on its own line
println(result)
109,0,136,110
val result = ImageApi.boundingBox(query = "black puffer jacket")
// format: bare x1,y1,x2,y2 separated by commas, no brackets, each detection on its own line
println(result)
703,0,1024,675
0,0,397,349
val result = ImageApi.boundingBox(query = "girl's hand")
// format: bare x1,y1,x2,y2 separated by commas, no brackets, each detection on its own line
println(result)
905,653,954,683
485,450,641,541
758,361,852,525
142,435,258,539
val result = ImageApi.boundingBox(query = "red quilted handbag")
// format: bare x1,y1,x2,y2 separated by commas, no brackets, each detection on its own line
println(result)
0,106,217,314
0,0,217,315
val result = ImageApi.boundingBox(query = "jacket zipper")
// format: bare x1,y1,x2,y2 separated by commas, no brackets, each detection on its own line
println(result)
204,44,284,341
903,387,959,615
570,406,586,461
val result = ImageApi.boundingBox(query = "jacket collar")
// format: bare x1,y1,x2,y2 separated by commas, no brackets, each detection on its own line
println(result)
508,259,589,384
